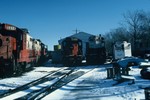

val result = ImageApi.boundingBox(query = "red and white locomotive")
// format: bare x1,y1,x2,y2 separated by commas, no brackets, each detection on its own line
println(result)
0,23,48,76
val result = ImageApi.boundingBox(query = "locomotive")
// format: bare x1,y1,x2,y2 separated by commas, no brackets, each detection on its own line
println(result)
0,23,48,76
86,35,106,65
61,37,82,66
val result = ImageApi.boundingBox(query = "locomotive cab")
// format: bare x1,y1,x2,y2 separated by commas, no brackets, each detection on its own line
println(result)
0,23,23,75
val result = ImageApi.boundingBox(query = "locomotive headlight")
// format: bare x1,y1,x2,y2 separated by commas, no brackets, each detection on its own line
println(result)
0,56,3,59
0,39,2,47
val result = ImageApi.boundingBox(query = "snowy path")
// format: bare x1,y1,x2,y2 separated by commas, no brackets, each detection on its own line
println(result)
43,65,149,100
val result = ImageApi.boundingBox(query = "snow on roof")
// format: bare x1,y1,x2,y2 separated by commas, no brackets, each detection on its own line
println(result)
70,32,94,42
117,57,146,68
140,62,150,66
58,32,94,44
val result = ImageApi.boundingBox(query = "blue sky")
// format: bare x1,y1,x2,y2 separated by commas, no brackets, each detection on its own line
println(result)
0,0,150,50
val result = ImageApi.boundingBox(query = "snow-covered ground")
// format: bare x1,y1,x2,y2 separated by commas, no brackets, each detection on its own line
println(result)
42,65,149,100
0,66,62,94
0,59,150,100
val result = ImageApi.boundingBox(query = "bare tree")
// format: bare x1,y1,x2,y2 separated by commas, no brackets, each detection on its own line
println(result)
104,10,150,57
123,10,143,51
138,11,150,49
122,10,150,56
104,27,129,55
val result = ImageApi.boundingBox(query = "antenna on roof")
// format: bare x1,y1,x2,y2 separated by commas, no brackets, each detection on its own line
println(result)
73,28,80,34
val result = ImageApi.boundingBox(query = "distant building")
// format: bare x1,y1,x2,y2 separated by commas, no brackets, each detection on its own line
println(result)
58,32,94,58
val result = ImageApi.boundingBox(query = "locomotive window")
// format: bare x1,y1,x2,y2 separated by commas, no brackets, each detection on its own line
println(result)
0,39,2,47
28,42,29,48
6,38,9,42
121,45,124,50
20,34,23,41
79,42,82,46
63,42,66,46
0,26,2,30
30,38,33,41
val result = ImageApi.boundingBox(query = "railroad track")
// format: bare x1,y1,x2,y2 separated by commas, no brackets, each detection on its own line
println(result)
0,67,71,99
0,66,94,100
